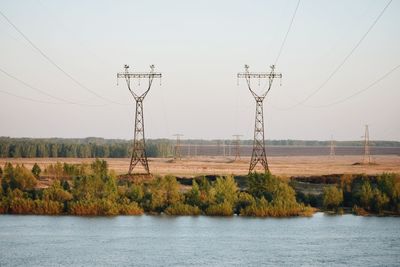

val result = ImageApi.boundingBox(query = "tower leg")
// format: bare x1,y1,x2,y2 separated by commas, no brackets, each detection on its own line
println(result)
129,99,150,174
249,98,269,173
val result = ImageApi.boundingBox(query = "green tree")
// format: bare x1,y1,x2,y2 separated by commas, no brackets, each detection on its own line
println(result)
371,188,389,213
185,180,201,207
323,186,343,210
31,163,41,178
359,181,374,210
214,176,238,205
91,159,108,177
2,163,37,191
247,172,280,200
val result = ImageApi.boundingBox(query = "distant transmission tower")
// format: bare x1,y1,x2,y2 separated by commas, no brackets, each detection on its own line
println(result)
174,134,183,160
232,134,243,161
330,136,336,157
363,125,371,164
117,64,161,174
237,65,282,173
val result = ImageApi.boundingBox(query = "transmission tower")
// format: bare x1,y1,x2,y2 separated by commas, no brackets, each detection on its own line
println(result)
363,125,371,164
117,64,161,174
330,136,336,157
174,134,184,160
237,65,282,173
232,134,243,161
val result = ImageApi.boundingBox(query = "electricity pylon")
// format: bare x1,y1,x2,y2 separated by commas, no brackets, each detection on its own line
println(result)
174,134,184,160
237,65,282,173
232,134,243,161
117,64,161,174
330,136,336,157
363,125,371,164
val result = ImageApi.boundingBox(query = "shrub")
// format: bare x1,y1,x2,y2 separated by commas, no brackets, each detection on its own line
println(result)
205,200,233,216
235,192,255,212
323,186,343,210
165,203,201,216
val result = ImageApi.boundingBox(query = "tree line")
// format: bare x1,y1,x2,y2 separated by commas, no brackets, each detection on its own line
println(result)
1,137,399,158
297,173,400,215
0,160,313,216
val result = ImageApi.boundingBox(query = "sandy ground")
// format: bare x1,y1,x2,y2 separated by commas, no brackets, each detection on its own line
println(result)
1,155,399,177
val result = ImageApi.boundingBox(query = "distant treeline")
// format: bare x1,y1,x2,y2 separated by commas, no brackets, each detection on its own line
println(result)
0,137,399,158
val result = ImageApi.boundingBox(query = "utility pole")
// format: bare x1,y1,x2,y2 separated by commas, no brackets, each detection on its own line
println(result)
117,64,161,174
232,134,243,161
330,136,335,157
174,134,184,160
237,65,282,173
363,125,371,164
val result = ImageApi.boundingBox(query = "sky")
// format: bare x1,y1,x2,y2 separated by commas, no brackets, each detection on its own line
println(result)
0,0,399,141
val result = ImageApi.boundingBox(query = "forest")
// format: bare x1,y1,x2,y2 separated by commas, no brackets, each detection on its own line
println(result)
1,137,399,158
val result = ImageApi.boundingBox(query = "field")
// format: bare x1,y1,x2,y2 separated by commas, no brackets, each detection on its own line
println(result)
1,155,399,178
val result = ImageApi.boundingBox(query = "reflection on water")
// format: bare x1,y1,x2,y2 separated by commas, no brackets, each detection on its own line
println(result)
0,213,399,266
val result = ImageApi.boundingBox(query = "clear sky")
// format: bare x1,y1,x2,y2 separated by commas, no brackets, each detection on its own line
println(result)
0,0,399,141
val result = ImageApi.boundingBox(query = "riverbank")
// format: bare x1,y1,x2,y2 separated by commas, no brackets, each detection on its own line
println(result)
1,159,399,217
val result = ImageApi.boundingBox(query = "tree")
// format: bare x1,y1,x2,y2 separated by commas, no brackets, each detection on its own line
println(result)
359,181,374,210
185,180,201,207
1,163,37,191
323,186,343,210
247,172,280,200
371,188,389,213
31,163,41,178
214,176,238,205
91,159,108,177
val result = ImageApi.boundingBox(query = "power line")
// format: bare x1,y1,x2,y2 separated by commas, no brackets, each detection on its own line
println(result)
306,64,400,108
274,0,301,66
0,89,61,104
277,0,393,110
0,66,104,107
0,9,128,106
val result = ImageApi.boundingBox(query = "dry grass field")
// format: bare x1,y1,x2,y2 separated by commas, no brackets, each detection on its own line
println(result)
1,155,399,177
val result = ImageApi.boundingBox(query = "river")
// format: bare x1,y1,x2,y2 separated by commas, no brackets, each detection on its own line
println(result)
0,213,399,266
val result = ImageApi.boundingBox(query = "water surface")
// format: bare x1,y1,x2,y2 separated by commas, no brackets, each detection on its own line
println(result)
0,213,399,266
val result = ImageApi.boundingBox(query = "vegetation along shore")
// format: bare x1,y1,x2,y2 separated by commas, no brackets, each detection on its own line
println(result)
0,159,399,217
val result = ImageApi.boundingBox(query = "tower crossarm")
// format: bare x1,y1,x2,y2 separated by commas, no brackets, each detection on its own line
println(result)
237,65,282,98
117,73,162,79
237,73,282,79
117,65,161,100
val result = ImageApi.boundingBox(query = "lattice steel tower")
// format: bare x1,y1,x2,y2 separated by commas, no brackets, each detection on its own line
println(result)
232,134,243,161
237,65,282,173
363,125,371,164
330,136,336,157
173,134,184,160
117,64,161,174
